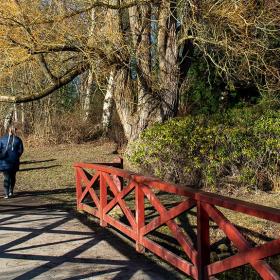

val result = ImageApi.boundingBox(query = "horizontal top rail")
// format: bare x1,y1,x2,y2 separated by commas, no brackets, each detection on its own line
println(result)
74,162,280,223
74,163,137,179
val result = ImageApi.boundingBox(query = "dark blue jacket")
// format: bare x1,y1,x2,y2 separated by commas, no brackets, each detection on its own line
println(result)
0,134,24,171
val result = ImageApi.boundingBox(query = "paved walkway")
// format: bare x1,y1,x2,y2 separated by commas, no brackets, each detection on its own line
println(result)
0,193,182,280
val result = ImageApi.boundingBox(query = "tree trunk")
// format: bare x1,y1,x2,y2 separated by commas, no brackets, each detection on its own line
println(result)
4,106,14,131
21,103,25,132
21,104,24,124
107,1,182,142
113,69,160,141
83,69,94,122
13,104,18,123
102,70,115,134
157,1,179,121
83,8,96,122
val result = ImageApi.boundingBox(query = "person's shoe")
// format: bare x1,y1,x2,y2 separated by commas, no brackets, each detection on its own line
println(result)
4,195,9,199
9,193,13,198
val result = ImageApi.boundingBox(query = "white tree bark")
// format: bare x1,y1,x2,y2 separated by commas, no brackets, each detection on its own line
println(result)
4,106,14,131
13,104,18,123
83,8,96,122
102,70,115,133
83,68,94,122
21,103,25,127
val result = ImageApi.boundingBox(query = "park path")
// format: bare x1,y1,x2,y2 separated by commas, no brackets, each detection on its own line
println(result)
0,193,181,280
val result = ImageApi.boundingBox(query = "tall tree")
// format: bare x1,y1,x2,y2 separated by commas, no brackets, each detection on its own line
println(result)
0,0,279,141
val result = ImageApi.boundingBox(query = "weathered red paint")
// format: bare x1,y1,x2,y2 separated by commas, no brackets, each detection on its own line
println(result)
75,168,82,211
197,200,210,280
74,161,280,280
136,183,145,253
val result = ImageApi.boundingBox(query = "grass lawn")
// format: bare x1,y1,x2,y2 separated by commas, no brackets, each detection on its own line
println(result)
13,140,118,208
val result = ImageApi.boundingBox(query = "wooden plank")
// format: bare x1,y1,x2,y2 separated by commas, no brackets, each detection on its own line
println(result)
79,171,100,205
142,237,198,279
74,162,280,280
80,203,100,218
205,203,279,279
141,199,195,236
103,181,135,214
207,239,280,279
103,173,136,229
141,186,198,265
74,163,136,179
136,183,145,253
166,219,198,266
74,163,280,223
199,192,280,223
197,201,210,280
77,167,91,186
133,174,198,197
75,168,83,210
100,173,107,227
103,215,137,240
88,188,100,209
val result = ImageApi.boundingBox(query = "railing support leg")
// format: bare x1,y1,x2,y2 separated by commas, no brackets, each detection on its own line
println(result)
136,183,145,253
75,168,82,211
100,173,108,227
197,201,210,280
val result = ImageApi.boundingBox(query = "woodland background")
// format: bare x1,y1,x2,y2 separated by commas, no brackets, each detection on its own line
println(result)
0,0,279,191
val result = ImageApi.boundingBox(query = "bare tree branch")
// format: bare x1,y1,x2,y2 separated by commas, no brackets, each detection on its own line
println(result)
36,54,57,84
31,0,159,25
0,63,89,104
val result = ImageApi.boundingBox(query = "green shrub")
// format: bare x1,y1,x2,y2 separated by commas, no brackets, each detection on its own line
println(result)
127,107,280,190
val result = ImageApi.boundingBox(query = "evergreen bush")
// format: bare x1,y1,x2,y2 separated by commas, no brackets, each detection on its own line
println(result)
127,107,280,191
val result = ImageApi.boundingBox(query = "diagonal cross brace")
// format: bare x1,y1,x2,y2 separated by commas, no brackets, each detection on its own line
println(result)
205,203,280,280
141,185,198,266
102,173,137,229
78,169,100,208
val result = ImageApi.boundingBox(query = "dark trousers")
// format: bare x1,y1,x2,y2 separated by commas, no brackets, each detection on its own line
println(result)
3,170,16,196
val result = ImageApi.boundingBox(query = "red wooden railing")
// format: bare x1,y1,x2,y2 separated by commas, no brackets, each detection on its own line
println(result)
74,159,280,280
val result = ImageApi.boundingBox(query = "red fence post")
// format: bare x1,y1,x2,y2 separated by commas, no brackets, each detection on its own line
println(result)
100,172,108,227
136,183,145,253
75,168,82,211
197,200,210,280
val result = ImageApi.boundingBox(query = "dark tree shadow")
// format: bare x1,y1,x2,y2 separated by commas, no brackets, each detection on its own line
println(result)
0,202,183,280
19,165,61,172
15,187,76,197
20,159,57,165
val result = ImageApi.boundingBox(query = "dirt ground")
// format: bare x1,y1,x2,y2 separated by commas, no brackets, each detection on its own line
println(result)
0,195,185,280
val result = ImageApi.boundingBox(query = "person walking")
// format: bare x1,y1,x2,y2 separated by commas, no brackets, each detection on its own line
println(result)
0,124,24,198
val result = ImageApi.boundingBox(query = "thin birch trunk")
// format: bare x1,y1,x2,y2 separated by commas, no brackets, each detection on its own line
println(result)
102,70,115,134
83,8,96,122
83,68,94,121
13,104,18,123
4,106,14,131
21,103,25,132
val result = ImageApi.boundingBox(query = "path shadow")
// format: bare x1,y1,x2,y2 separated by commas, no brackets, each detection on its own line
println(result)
15,187,76,197
0,202,183,280
20,159,57,165
19,165,61,172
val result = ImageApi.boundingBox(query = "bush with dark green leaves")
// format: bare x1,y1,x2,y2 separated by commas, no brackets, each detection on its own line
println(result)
127,107,280,191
